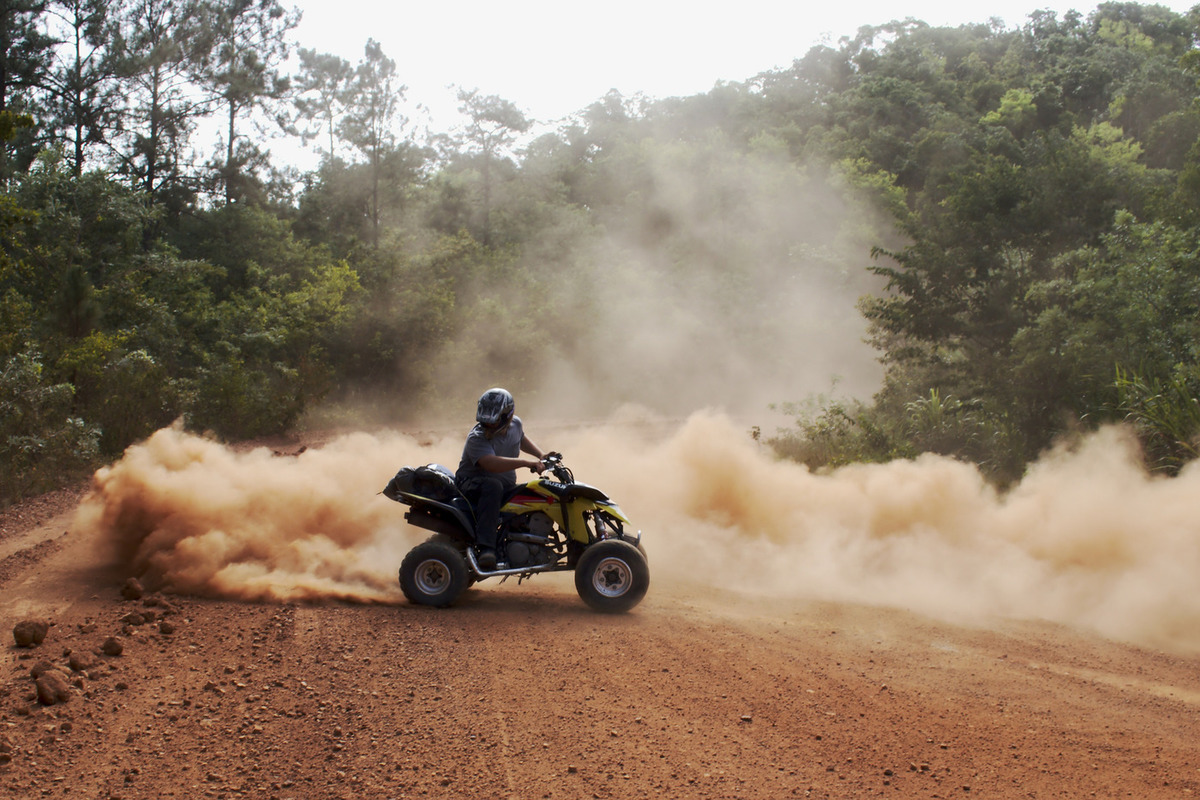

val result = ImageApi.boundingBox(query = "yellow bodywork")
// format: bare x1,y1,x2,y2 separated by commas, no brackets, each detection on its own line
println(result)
500,478,631,544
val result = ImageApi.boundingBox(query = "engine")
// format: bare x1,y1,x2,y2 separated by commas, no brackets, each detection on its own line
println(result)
502,511,557,568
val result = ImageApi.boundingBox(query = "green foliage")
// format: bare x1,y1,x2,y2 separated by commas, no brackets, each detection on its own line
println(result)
0,0,55,181
768,384,1025,482
753,4,1200,480
0,287,35,358
3,154,365,470
8,0,1200,506
1114,365,1200,473
290,48,354,160
176,233,364,438
767,392,906,471
981,88,1037,136
55,331,180,453
0,351,101,505
187,347,302,439
0,110,35,142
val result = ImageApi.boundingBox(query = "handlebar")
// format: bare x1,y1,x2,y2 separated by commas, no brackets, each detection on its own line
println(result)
539,452,572,483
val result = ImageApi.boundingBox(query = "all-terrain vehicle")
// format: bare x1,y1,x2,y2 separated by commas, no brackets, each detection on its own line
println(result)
383,453,649,613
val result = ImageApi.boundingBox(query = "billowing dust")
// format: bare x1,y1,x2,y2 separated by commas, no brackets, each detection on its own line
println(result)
75,412,1200,651
420,145,889,426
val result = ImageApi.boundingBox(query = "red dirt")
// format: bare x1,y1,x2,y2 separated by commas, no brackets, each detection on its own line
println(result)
2,474,1199,800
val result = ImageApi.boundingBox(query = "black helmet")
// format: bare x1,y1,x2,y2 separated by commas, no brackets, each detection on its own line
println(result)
476,387,515,429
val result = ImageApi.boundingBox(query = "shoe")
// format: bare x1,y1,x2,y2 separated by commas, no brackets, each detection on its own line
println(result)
477,548,497,570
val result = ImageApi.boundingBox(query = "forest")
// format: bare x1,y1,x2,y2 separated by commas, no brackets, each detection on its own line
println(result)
4,0,1200,505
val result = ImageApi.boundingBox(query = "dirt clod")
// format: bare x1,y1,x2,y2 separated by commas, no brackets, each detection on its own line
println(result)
68,652,94,672
120,578,145,600
34,669,72,705
12,620,49,648
29,660,58,679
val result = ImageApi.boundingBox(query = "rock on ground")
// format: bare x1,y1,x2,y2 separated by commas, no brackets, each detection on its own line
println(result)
12,620,49,648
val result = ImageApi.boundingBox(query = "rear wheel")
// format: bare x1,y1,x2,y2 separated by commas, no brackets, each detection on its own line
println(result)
574,539,650,613
399,539,469,607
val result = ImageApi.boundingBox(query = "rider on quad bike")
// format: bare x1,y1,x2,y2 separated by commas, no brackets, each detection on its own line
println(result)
455,388,547,570
385,392,649,612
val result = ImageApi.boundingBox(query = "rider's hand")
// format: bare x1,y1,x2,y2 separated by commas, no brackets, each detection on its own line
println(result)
529,459,545,474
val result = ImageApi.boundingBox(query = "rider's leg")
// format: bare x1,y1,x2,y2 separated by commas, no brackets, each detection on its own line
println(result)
467,475,504,568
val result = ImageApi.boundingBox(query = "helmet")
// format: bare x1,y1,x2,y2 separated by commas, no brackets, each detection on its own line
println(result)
476,387,515,429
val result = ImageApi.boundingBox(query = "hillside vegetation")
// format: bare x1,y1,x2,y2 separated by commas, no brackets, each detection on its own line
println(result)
4,0,1200,503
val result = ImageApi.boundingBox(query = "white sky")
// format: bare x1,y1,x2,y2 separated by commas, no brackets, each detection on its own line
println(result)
287,0,1196,141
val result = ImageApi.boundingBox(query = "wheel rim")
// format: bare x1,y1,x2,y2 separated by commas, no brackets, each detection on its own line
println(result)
415,559,451,595
591,556,632,598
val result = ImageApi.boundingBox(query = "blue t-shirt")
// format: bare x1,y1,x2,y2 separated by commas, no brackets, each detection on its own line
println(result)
456,416,525,487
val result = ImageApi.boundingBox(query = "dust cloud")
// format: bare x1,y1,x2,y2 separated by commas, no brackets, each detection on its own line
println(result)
73,426,446,604
418,143,889,426
76,411,1200,651
582,413,1200,651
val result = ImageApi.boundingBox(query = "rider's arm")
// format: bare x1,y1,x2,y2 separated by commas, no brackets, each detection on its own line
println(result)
477,454,543,473
520,434,544,461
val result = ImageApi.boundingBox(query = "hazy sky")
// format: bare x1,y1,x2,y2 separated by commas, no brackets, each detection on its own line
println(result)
288,0,1196,137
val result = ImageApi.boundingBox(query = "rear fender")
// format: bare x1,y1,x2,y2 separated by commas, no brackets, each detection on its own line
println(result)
398,493,475,542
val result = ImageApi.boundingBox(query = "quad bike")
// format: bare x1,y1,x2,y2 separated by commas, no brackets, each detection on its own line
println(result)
382,453,649,613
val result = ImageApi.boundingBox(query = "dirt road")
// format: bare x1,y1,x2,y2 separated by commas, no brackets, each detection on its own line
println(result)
2,487,1199,800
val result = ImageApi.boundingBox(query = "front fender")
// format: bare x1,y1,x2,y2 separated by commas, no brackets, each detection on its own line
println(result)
594,500,631,525
563,499,633,544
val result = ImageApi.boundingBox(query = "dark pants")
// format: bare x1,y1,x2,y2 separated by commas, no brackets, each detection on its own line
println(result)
458,475,505,550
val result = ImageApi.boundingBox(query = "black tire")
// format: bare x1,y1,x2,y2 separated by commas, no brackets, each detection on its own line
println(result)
633,540,648,563
426,533,477,586
399,539,469,608
594,511,649,564
574,539,650,613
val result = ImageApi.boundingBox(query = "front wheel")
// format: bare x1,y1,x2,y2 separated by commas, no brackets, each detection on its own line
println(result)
399,539,469,608
574,540,650,613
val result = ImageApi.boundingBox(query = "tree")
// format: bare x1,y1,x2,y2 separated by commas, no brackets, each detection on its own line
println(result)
168,204,362,437
0,0,54,183
43,0,120,176
193,0,298,205
1014,213,1200,419
110,0,210,210
290,46,352,163
454,88,530,245
338,39,405,247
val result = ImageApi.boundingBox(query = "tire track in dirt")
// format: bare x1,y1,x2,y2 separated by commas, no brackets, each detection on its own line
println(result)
0,514,119,624
0,485,87,544
0,538,67,589
0,501,78,587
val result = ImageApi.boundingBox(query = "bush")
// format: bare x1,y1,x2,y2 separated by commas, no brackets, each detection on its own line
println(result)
185,349,303,440
767,387,1026,484
1114,365,1200,474
0,351,101,505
